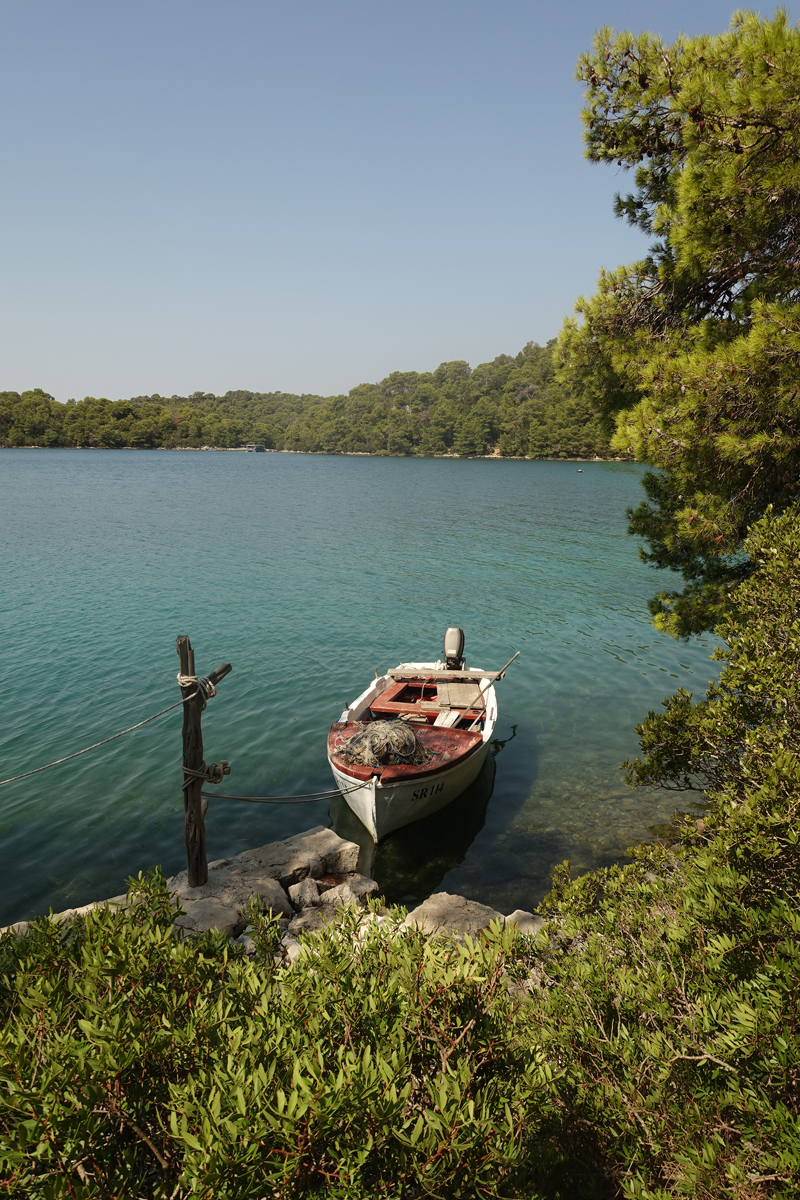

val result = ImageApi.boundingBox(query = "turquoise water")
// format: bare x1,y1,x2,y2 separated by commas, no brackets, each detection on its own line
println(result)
0,450,716,925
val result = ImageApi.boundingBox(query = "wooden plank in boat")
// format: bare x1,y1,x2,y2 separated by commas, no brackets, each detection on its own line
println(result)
434,709,462,728
438,682,482,708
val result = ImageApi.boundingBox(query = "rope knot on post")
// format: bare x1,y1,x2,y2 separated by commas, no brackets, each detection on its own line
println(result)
181,760,231,790
176,673,217,709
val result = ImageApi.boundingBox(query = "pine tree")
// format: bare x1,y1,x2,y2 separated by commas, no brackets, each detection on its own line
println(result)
558,9,800,635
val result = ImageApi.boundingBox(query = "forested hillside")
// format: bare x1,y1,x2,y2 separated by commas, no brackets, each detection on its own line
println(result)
0,341,614,458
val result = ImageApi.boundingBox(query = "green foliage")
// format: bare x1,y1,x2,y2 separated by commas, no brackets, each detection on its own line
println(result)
624,503,800,810
557,10,800,634
0,882,573,1198
0,343,615,459
526,504,800,1195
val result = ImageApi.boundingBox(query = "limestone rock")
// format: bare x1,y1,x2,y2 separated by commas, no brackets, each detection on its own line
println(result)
319,882,358,908
314,829,360,876
236,826,359,887
316,874,379,909
281,937,303,964
243,875,294,917
3,921,29,936
505,909,546,936
288,878,321,910
343,873,380,904
175,897,240,937
167,863,293,921
402,892,505,938
288,909,326,938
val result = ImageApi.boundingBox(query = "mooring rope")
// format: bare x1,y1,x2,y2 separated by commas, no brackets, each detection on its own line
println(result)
200,781,366,805
0,691,202,788
1,676,367,807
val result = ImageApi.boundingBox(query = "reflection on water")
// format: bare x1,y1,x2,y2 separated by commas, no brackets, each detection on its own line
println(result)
330,750,500,906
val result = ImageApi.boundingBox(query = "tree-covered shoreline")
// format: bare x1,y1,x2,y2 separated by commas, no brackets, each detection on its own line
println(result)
0,341,619,460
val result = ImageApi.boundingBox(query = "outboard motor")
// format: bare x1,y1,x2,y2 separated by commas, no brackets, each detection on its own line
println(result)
443,626,465,671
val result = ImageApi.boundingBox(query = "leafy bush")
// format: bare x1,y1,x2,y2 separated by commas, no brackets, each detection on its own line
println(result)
525,506,800,1197
0,885,571,1198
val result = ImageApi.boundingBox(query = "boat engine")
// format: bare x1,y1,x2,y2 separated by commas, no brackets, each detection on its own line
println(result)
443,626,465,670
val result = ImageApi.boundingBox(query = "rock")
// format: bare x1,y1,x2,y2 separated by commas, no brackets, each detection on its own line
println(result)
343,873,380,904
237,935,257,955
505,909,546,936
288,909,326,938
174,897,240,937
313,829,361,876
643,871,658,884
54,894,128,927
315,874,344,893
402,892,505,938
319,874,380,908
167,863,293,923
2,921,29,936
288,878,321,910
319,882,359,908
281,937,303,964
236,826,359,888
246,874,294,917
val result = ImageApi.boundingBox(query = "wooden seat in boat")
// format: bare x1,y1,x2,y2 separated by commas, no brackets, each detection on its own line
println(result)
434,709,462,728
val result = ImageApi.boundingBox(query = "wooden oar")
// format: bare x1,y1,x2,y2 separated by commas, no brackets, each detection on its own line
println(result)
467,651,520,731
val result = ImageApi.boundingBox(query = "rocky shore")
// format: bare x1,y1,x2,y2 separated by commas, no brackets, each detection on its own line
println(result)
2,825,546,961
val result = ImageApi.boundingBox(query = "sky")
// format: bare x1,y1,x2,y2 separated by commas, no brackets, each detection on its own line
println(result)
0,0,779,400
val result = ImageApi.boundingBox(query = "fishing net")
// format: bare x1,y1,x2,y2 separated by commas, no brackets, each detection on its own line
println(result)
337,720,432,767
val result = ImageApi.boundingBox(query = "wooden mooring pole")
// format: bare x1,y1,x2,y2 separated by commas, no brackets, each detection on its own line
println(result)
176,635,232,887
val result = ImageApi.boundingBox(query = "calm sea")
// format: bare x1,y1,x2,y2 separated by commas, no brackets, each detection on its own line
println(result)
0,450,716,925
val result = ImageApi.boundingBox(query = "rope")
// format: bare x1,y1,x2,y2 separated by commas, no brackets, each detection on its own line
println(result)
200,780,366,805
1,669,367,808
176,673,216,710
181,761,229,791
0,690,201,788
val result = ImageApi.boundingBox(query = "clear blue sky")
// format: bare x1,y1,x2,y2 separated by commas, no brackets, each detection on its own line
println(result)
0,1,775,400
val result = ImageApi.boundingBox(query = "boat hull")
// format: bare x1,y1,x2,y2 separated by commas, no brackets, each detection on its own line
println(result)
329,737,492,842
328,660,497,842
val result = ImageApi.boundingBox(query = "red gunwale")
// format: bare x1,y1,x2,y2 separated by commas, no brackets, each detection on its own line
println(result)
327,721,483,783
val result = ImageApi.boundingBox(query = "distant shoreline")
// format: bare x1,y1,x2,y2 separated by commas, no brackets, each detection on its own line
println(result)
1,446,633,462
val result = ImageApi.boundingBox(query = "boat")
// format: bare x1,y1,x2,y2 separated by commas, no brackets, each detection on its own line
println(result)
327,628,517,842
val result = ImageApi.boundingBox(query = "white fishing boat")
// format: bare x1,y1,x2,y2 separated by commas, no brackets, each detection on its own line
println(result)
327,629,517,842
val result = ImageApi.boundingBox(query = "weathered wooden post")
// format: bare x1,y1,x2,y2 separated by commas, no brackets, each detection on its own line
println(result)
176,635,232,887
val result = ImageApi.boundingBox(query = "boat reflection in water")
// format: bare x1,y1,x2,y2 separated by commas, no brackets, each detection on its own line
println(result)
329,729,516,908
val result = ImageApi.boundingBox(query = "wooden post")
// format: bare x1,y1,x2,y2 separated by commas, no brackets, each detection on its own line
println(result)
176,635,232,887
